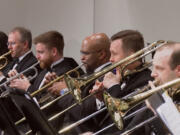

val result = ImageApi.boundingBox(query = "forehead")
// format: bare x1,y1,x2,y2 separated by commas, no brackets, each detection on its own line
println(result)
81,39,96,51
153,48,173,65
110,39,123,51
8,31,21,40
35,43,48,50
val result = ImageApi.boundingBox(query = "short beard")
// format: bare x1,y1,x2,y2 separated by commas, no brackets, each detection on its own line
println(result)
39,58,53,69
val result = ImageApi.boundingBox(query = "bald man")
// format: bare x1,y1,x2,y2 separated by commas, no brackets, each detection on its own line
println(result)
47,33,111,96
80,33,111,74
54,33,111,135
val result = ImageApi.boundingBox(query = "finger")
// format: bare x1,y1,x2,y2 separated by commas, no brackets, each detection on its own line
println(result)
95,80,100,85
19,74,24,79
51,72,57,79
149,81,155,89
116,67,122,78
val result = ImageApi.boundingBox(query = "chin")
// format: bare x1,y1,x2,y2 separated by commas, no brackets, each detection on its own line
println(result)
39,62,46,69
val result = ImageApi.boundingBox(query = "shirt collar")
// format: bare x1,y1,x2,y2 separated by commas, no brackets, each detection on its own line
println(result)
50,57,64,69
94,62,111,72
18,50,31,62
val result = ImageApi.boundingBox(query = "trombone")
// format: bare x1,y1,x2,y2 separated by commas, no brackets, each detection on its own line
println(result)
0,61,39,95
15,40,167,130
57,80,159,134
48,61,154,123
64,40,166,103
30,63,84,97
104,78,180,131
15,63,84,125
27,40,166,124
0,51,11,70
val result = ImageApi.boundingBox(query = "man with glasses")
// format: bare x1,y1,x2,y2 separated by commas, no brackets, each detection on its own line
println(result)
0,27,39,134
1,27,38,83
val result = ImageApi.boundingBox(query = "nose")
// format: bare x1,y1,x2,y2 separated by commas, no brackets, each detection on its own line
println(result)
81,54,86,62
151,69,157,79
109,56,114,63
36,53,40,60
8,44,12,50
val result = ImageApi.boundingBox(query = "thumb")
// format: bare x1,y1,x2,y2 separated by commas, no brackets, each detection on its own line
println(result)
116,67,122,79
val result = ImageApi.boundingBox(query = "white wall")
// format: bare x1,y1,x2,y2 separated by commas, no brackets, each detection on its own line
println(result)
0,0,94,64
0,0,180,63
94,0,132,37
0,0,26,33
95,0,180,42
25,0,94,63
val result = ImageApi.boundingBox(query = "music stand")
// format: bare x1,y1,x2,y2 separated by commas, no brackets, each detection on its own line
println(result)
0,97,22,135
8,89,58,135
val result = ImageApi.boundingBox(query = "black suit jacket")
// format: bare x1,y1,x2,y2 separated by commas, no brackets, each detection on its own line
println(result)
61,68,153,134
28,57,84,93
28,57,84,131
2,52,38,78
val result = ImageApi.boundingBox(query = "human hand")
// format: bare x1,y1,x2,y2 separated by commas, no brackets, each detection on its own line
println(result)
8,69,18,78
89,80,104,101
9,75,31,91
44,72,57,85
47,80,67,95
103,68,122,89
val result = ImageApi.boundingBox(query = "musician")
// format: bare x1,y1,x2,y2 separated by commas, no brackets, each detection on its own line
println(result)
53,33,111,134
81,30,153,135
45,33,111,96
147,42,180,134
0,27,38,83
9,30,84,131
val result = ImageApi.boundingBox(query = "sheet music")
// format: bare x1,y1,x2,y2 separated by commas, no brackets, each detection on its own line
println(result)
157,92,180,135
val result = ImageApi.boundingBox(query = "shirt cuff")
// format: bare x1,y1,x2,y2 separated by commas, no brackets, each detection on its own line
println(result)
60,88,69,95
96,98,104,110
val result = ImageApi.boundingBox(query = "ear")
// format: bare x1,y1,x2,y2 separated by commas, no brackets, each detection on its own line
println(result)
51,47,57,57
175,65,180,77
99,50,106,60
23,41,29,49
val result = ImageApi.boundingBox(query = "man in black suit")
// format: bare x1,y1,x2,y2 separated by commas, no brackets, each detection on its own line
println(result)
0,27,40,134
0,27,38,83
50,33,111,134
146,42,180,135
80,30,153,135
9,30,84,132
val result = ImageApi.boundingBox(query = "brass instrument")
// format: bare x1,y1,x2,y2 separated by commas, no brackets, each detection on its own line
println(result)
16,40,168,133
22,53,155,134
47,61,154,123
58,106,148,134
104,78,180,130
26,40,165,126
0,51,11,70
31,63,83,106
30,63,83,97
120,116,157,135
64,40,166,103
58,80,158,134
0,62,39,96
92,106,148,135
15,63,84,125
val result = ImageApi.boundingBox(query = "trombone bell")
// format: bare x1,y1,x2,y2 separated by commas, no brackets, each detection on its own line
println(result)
0,51,12,70
64,74,82,103
103,91,124,130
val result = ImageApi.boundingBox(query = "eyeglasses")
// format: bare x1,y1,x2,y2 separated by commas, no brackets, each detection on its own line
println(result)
80,50,101,55
7,42,16,46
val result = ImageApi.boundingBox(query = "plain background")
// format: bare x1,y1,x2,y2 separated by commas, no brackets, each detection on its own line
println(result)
0,0,179,64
